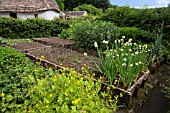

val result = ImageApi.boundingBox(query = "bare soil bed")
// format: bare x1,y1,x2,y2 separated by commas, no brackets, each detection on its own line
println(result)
27,46,98,72
32,37,75,48
11,42,49,52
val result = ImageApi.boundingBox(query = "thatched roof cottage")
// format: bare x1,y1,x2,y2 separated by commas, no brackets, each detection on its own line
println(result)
0,0,60,20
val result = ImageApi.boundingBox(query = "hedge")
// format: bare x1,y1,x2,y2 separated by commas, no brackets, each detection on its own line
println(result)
0,17,68,39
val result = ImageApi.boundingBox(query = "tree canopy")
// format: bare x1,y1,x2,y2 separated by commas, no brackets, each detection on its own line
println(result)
73,4,103,15
64,0,111,11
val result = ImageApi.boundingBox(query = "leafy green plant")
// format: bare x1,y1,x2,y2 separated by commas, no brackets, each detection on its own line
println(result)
59,19,120,50
0,47,118,112
148,25,164,65
0,37,9,44
85,36,149,87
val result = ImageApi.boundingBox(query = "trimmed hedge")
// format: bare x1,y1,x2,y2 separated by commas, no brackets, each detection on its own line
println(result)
0,17,68,39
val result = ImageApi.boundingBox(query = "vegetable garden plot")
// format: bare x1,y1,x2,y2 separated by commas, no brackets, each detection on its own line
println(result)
27,46,98,72
10,42,50,53
32,37,75,48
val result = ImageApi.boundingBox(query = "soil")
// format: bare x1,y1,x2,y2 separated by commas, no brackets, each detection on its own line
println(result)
32,37,75,48
11,42,48,51
27,46,99,72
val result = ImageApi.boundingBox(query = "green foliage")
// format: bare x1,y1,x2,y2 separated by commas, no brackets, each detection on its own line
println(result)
0,37,9,44
60,19,155,50
0,17,68,39
99,6,170,42
86,37,149,87
73,4,103,15
118,27,155,43
148,26,164,65
56,0,64,11
59,19,119,50
0,47,118,112
64,0,111,11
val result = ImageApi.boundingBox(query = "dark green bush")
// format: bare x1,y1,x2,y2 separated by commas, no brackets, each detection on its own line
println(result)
99,6,170,42
59,19,155,50
59,19,120,50
118,27,155,43
0,17,68,39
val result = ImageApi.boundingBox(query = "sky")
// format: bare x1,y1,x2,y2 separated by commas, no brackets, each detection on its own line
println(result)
110,0,170,8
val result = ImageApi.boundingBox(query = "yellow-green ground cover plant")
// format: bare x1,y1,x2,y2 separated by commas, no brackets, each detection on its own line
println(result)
0,47,118,113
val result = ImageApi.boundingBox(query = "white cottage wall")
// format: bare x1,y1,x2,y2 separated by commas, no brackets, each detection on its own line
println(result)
17,13,35,20
38,10,59,20
0,10,59,20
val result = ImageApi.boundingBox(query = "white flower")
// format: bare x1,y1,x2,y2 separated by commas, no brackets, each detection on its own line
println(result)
148,49,150,52
131,53,134,56
128,38,132,42
114,40,117,44
114,50,117,53
122,36,125,39
110,49,113,52
135,63,139,66
123,58,127,62
125,53,128,56
133,43,137,46
120,49,124,52
130,64,133,67
139,61,142,64
94,42,98,48
103,40,109,44
135,52,139,55
113,56,115,58
122,63,126,67
118,39,120,44
124,42,128,46
121,53,124,56
144,44,147,49
116,54,119,57
121,39,124,42
84,52,87,56
129,49,132,52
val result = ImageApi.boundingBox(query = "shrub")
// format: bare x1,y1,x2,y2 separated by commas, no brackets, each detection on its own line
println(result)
59,19,120,50
59,19,154,50
118,27,155,43
0,17,68,39
0,47,118,112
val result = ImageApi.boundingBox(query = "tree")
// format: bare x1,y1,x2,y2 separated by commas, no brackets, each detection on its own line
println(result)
56,0,64,11
73,4,103,15
64,0,111,11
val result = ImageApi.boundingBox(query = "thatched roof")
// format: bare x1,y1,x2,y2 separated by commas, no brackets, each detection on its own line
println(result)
0,0,60,13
